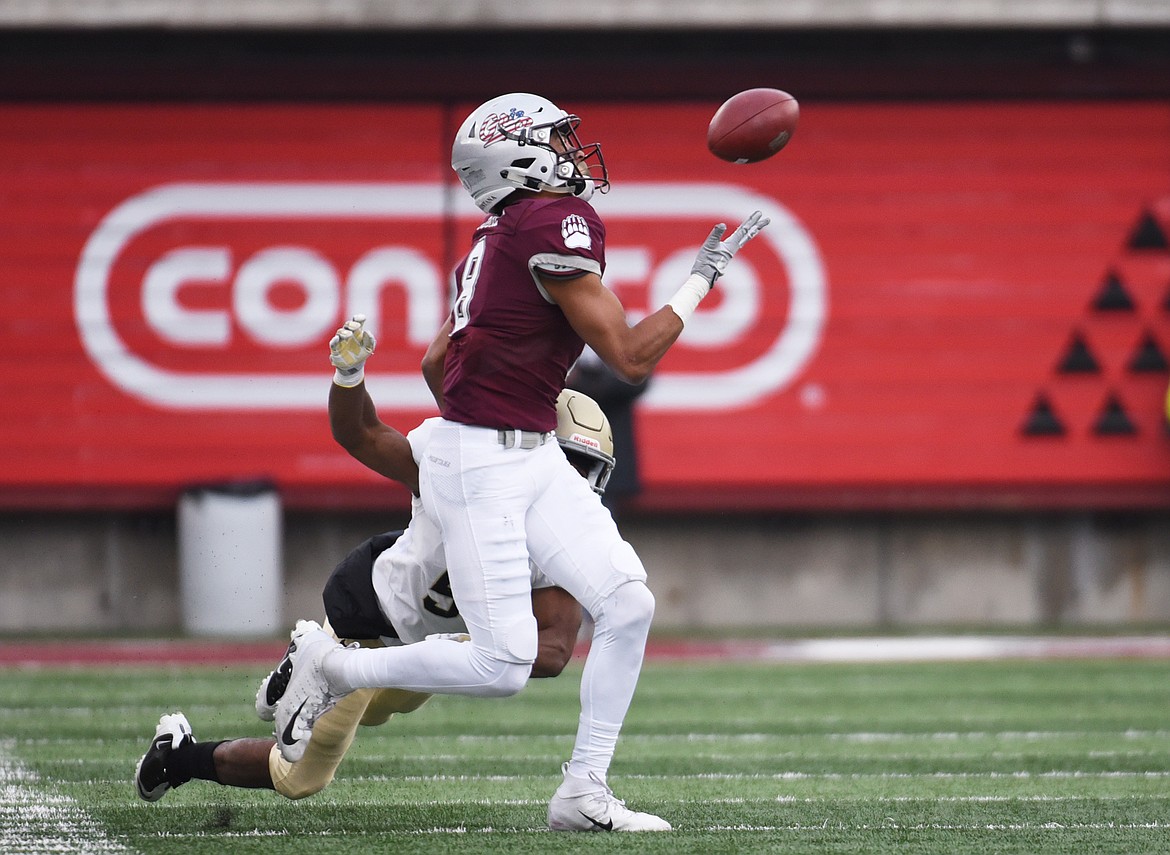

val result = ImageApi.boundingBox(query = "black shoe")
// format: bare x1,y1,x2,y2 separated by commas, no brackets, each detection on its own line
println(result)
134,712,194,802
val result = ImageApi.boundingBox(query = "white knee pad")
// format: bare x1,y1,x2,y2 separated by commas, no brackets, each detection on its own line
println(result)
596,579,656,635
467,649,532,697
608,539,648,587
485,659,531,697
466,612,537,697
499,612,539,663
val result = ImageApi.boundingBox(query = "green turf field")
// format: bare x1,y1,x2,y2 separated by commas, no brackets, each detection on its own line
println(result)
2,656,1169,854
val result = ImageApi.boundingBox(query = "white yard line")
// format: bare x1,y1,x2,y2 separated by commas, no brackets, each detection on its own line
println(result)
9,728,1169,746
701,821,1170,832
757,635,1170,663
0,740,130,855
369,769,1170,783
139,820,1170,838
401,819,1170,834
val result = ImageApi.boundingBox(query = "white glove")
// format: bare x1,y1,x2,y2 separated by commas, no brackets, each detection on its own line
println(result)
668,211,770,324
689,210,770,286
329,314,376,387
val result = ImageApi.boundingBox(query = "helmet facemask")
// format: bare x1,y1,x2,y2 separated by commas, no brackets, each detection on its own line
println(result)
498,115,609,203
561,445,615,496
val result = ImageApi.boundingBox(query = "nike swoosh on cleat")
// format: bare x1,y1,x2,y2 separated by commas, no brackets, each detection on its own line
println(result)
579,811,614,831
280,699,307,747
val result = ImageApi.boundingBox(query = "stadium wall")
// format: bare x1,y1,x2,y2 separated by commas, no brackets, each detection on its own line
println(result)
1,509,1168,633
1,27,1168,633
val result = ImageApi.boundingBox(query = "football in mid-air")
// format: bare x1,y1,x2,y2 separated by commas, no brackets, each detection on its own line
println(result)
707,88,799,164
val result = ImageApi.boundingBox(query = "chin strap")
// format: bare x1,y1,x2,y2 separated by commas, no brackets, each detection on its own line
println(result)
501,167,578,196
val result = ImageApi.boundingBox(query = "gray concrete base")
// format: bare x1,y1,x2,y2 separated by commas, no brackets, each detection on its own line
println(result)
1,509,1167,636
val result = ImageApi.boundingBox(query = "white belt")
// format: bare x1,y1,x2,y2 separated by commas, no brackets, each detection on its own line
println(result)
496,429,552,449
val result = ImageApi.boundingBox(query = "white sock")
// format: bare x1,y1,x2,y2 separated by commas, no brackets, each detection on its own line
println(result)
563,581,655,784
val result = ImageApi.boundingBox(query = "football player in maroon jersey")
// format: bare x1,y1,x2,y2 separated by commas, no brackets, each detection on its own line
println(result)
276,93,768,832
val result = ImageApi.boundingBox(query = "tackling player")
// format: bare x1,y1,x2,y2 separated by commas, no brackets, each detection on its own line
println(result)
133,387,611,803
273,93,767,832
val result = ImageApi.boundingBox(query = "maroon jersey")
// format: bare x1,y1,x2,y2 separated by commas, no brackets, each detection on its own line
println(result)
442,195,606,432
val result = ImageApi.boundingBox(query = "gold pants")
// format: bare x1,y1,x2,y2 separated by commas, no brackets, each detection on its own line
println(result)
268,625,431,800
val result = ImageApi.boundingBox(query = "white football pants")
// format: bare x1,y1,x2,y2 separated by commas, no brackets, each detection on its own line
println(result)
328,419,652,782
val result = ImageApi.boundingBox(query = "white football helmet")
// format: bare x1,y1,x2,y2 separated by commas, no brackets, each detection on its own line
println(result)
555,388,616,495
451,93,609,214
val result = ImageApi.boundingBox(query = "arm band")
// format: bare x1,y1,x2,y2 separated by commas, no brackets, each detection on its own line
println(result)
665,273,712,325
333,366,365,388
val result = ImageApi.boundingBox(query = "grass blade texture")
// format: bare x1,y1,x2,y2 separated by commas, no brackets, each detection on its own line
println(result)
2,657,1168,854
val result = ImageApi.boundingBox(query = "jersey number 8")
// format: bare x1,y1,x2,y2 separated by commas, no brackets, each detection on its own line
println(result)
452,238,487,334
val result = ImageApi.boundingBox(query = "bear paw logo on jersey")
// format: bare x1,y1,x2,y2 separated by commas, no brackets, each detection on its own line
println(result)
479,109,533,147
561,214,592,250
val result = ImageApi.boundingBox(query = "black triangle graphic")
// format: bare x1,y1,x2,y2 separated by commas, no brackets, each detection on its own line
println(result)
1058,331,1100,373
1022,393,1066,436
1128,333,1170,373
1092,270,1136,311
1127,210,1169,250
1093,393,1137,436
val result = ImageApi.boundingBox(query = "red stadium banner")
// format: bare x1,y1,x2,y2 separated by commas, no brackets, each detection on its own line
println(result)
1,102,1168,509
